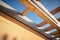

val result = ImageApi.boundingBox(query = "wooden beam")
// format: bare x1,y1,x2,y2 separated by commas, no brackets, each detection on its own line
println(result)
51,6,60,15
36,0,40,1
38,18,60,27
38,21,47,27
51,31,59,35
57,18,60,22
44,26,54,31
22,7,30,15
54,33,60,38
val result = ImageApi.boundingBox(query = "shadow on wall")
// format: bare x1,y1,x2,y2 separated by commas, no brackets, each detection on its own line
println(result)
1,34,16,40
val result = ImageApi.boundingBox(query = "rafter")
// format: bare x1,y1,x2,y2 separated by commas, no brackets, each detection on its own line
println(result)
22,7,31,15
51,6,60,15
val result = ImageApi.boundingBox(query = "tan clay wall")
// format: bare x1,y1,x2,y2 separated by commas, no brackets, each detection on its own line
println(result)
0,11,45,40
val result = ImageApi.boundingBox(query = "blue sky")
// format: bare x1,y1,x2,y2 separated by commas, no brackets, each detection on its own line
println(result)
2,0,26,13
41,0,60,12
2,0,60,29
